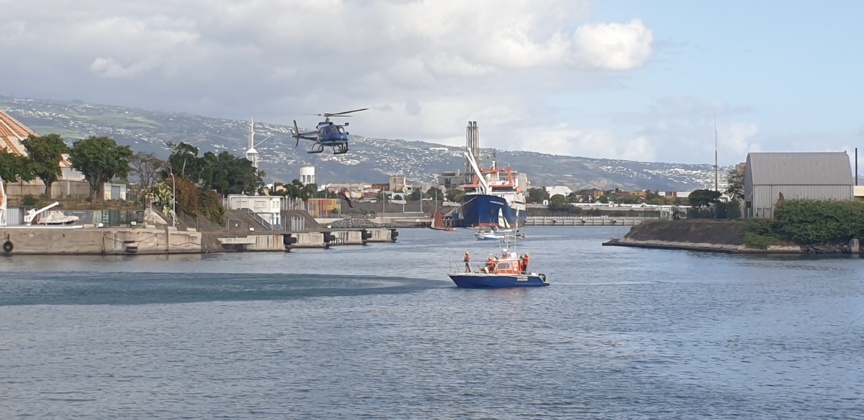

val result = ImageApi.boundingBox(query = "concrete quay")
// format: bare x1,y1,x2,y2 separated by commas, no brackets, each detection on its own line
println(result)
524,216,648,227
1,226,398,255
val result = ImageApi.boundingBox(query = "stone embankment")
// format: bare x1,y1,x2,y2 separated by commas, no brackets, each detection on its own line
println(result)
604,220,753,253
604,220,862,254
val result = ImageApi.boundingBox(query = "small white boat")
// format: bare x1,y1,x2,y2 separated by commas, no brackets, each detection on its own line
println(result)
24,202,79,226
37,211,79,225
475,227,525,240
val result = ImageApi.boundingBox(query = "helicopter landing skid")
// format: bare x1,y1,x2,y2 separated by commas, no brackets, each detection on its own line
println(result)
333,144,348,155
307,144,325,154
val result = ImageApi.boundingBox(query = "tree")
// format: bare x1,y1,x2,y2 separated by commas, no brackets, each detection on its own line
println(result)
424,186,444,201
129,152,164,191
271,179,315,200
548,194,568,209
688,189,722,209
69,136,133,202
199,150,262,195
0,149,35,187
21,134,69,196
527,187,549,204
408,189,422,201
165,142,204,182
446,188,466,203
725,163,745,201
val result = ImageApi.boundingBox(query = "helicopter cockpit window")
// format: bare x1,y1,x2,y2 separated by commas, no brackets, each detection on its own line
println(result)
324,125,341,135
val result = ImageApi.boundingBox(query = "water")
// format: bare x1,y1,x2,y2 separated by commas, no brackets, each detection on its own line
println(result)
1,227,863,418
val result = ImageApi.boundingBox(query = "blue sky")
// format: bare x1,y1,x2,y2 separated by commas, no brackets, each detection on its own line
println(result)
2,0,863,165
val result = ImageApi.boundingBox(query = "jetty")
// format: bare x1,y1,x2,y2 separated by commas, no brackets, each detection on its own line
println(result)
524,216,647,227
0,208,398,256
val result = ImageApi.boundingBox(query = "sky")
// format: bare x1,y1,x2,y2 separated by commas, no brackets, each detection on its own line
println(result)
3,0,864,166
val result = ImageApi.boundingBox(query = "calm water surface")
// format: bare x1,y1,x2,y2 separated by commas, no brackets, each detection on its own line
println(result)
1,227,863,418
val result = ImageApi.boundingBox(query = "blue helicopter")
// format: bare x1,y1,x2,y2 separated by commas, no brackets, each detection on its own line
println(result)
291,108,368,154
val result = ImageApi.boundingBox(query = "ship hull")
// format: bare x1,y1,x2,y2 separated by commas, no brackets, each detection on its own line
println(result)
448,273,548,288
452,194,526,228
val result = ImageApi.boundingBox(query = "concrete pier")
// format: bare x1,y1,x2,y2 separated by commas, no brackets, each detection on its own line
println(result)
524,216,647,227
1,226,202,255
2,226,397,255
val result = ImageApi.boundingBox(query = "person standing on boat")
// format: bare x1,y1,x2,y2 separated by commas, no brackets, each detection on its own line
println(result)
521,253,529,274
464,251,471,272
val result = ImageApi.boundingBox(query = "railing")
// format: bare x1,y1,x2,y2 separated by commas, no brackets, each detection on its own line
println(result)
243,208,275,230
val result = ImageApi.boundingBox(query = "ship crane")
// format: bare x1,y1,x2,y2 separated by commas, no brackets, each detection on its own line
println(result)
464,148,489,195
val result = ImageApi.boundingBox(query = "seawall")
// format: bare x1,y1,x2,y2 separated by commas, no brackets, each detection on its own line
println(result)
604,220,759,253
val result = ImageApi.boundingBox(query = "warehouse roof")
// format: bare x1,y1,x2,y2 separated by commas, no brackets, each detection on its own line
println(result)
746,152,852,185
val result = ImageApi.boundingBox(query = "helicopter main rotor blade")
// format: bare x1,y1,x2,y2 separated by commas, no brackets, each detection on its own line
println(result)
322,108,369,118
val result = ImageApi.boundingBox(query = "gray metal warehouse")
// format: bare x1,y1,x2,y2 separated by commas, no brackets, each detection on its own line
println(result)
744,152,853,218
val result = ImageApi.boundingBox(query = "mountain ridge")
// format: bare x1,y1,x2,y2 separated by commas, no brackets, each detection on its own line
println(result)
1,95,728,191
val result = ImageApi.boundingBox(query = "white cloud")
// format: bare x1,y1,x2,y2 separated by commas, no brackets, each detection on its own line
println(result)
3,0,665,160
719,122,759,159
572,19,653,70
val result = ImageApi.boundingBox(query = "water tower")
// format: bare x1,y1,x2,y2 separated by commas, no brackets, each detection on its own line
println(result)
300,166,316,186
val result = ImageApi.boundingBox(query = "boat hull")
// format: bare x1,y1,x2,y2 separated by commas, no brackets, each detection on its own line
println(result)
453,194,526,228
447,273,548,288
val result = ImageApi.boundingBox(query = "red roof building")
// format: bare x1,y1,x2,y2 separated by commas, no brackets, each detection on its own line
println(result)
0,110,35,156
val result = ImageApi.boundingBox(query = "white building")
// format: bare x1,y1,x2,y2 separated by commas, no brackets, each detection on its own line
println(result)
300,166,316,186
545,186,573,198
226,195,282,227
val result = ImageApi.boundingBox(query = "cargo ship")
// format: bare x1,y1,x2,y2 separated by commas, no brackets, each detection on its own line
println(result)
450,154,527,228
441,122,527,228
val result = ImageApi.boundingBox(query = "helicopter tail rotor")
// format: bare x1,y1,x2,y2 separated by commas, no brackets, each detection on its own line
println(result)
292,120,300,147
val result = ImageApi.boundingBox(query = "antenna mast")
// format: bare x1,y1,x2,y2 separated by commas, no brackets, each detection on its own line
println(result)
245,117,259,169
714,116,719,192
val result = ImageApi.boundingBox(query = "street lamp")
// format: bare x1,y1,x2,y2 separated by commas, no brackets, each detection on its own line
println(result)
170,169,176,228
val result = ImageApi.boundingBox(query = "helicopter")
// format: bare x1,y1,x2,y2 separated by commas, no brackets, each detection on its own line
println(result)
291,108,368,154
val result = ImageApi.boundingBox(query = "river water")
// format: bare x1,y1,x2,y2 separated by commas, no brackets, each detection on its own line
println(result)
1,227,862,418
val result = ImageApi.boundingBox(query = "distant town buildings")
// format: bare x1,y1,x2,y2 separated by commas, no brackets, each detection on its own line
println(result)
389,175,406,193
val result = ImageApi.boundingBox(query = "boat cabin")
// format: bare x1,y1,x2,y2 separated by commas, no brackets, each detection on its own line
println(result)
483,253,525,274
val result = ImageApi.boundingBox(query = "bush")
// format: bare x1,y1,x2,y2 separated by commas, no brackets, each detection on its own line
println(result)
773,200,864,244
744,199,864,245
744,232,777,249
22,194,38,206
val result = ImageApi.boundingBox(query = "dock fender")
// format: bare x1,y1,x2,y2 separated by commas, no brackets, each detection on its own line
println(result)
283,234,298,245
361,229,372,240
389,228,399,242
323,232,336,243
3,240,12,254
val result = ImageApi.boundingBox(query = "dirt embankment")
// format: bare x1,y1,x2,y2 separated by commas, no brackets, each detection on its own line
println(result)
623,220,747,245
605,220,749,253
